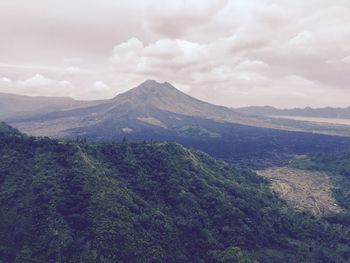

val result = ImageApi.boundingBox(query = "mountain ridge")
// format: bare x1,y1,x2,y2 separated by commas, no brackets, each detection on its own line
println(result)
236,105,350,119
0,91,98,120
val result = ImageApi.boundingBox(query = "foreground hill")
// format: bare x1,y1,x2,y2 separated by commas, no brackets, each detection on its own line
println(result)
1,122,350,262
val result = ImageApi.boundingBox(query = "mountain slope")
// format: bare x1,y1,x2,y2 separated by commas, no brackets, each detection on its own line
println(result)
1,122,350,262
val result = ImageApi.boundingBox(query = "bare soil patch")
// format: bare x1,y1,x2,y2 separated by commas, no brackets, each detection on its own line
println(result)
257,167,342,216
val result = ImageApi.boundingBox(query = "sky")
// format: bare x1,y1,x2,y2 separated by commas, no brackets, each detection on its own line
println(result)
1,0,350,108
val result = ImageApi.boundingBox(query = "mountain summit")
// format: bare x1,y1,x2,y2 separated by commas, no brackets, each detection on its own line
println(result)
124,79,176,93
114,80,178,101
111,80,240,121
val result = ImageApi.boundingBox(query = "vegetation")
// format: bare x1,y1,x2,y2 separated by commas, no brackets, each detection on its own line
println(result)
1,122,350,262
177,125,221,138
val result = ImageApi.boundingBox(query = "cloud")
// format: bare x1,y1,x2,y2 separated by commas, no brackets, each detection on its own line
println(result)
92,81,110,92
12,74,75,97
83,81,114,99
233,60,270,72
17,74,53,87
1,0,350,107
63,66,89,75
341,55,350,64
111,38,144,72
0,77,14,94
0,77,12,84
111,37,212,87
288,31,314,47
144,0,228,37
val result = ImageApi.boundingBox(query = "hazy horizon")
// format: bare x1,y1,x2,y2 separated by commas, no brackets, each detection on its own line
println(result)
1,0,350,108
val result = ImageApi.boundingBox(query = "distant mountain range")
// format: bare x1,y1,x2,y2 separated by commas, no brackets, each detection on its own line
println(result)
2,80,350,167
0,92,97,120
235,105,350,119
3,80,350,138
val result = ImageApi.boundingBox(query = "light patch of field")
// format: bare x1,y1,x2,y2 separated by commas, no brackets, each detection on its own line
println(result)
12,117,100,138
138,117,167,128
122,127,133,133
270,115,350,126
257,167,342,216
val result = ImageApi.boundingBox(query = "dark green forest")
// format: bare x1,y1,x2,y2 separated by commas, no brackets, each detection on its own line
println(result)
1,122,350,262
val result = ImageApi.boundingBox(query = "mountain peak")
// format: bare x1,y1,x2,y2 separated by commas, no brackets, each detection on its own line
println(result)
141,79,162,86
114,80,181,101
136,80,176,91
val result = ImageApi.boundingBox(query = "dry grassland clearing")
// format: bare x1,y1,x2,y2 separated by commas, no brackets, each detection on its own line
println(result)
257,167,342,216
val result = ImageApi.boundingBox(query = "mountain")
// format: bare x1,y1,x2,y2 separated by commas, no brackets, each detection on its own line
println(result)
236,105,350,119
0,92,97,119
5,80,350,168
1,122,350,262
5,80,256,137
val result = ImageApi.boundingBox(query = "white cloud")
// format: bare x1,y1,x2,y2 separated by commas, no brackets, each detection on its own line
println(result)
288,31,314,46
92,81,110,92
82,81,114,99
111,38,144,72
11,74,76,97
0,77,13,94
59,80,73,87
0,77,12,84
17,74,53,87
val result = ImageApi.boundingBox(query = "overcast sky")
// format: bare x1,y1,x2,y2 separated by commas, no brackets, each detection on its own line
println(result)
1,0,350,108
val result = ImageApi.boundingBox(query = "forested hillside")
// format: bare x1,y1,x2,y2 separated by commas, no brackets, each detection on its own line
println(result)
1,122,350,262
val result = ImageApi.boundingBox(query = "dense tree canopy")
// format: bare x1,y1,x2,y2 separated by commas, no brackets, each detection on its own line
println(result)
0,122,350,262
